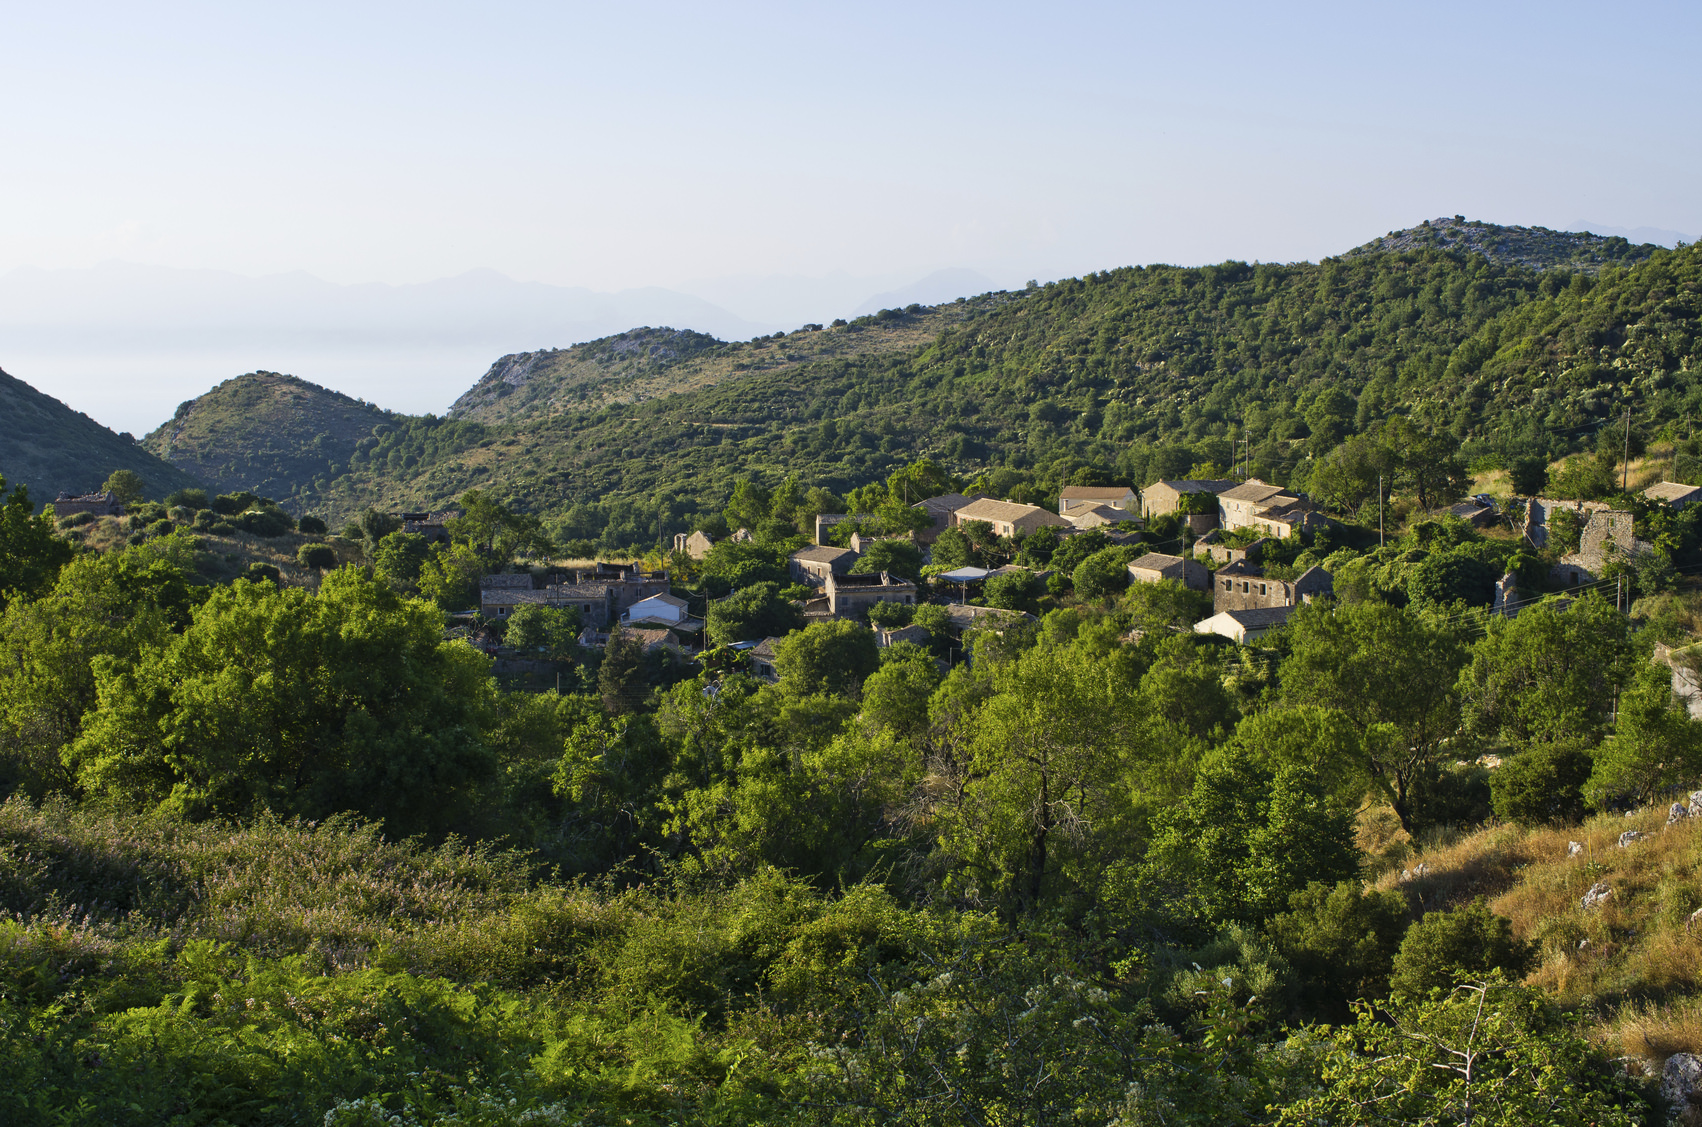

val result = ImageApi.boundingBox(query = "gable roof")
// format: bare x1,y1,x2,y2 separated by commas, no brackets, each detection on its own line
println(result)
1147,479,1239,495
633,592,689,610
1646,481,1702,503
915,492,987,515
953,498,1069,526
1222,606,1295,628
1128,552,1187,572
1295,565,1333,587
1059,485,1134,501
791,545,858,564
1218,480,1291,504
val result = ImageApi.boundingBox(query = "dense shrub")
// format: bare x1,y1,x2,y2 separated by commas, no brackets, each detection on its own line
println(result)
1490,741,1594,825
1389,899,1535,998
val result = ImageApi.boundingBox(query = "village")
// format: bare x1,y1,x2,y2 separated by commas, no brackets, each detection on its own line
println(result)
455,472,1702,682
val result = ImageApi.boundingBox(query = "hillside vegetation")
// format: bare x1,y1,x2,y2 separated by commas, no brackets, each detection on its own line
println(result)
1346,215,1665,274
0,366,199,503
140,371,397,508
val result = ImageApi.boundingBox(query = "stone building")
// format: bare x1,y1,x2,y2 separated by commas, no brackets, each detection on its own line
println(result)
790,544,859,585
1553,509,1652,586
1057,485,1136,514
950,498,1072,537
824,570,916,618
1126,552,1210,591
672,530,716,558
49,490,125,517
1139,479,1238,519
1212,561,1333,614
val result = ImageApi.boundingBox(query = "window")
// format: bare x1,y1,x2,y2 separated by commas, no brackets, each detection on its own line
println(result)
1259,583,1267,596
1223,580,1232,590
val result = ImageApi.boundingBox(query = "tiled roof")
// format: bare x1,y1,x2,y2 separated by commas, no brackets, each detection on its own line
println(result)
1224,606,1295,628
954,498,1060,524
1129,553,1186,572
791,545,858,564
1148,479,1238,495
915,492,987,515
1059,485,1134,501
1645,481,1702,502
1218,481,1291,504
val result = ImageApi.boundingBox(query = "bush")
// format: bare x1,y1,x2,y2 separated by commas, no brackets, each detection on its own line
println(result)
1490,741,1593,826
297,514,328,535
866,600,913,627
296,543,338,570
165,488,209,510
1266,880,1408,1017
1388,899,1534,998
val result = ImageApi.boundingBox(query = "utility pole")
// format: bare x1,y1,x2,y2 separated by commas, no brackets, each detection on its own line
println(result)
1622,406,1632,492
1378,474,1385,547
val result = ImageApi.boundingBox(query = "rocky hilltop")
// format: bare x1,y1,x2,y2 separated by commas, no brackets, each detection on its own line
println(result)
1344,216,1662,272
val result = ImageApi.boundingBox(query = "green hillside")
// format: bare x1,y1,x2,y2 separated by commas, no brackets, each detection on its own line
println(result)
140,371,398,512
147,222,1702,546
0,366,199,506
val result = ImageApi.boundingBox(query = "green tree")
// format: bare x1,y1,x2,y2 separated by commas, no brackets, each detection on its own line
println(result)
1489,741,1593,826
102,468,147,505
1586,660,1702,806
1280,601,1467,834
860,642,943,740
416,541,486,610
370,531,431,594
1279,978,1644,1127
705,581,803,645
1072,546,1134,601
598,630,649,715
0,477,74,611
984,568,1044,612
1266,880,1408,1018
928,527,978,569
0,535,196,794
295,543,337,570
849,538,923,583
934,640,1142,912
505,603,582,656
1149,751,1358,924
1459,597,1634,749
1389,901,1535,999
67,568,494,833
775,620,879,698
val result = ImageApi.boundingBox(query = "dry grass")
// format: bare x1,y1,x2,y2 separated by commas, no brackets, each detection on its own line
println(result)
1372,803,1702,1061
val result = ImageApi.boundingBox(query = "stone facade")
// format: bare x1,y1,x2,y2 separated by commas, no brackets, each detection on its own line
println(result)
672,530,716,558
49,490,125,517
790,544,859,585
1140,479,1238,519
825,570,916,617
1552,509,1651,585
1213,563,1333,614
1126,553,1210,591
950,498,1072,537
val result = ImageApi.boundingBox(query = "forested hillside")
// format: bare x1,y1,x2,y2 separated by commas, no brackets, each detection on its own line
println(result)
140,371,397,508
130,221,1702,550
0,366,199,503
1346,215,1664,273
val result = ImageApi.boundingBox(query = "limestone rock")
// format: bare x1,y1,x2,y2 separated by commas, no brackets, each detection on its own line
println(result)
1620,830,1648,848
1690,790,1702,817
1672,802,1692,826
1581,881,1613,909
1661,1053,1702,1122
1568,840,1585,856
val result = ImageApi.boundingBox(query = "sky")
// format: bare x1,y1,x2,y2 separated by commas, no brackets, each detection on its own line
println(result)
3,0,1700,432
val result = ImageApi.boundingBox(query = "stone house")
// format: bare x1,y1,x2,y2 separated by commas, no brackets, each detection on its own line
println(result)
747,638,782,682
1126,553,1210,591
1246,499,1328,538
1553,509,1652,586
1521,497,1609,549
911,493,987,543
1057,485,1136,514
49,490,125,517
1645,482,1702,509
814,513,854,544
1139,479,1238,518
825,570,916,618
1447,502,1498,529
1061,501,1133,529
1201,533,1271,567
1213,561,1333,613
477,567,669,627
1653,643,1702,720
401,510,458,544
1194,605,1294,644
950,498,1071,537
672,530,716,558
790,544,859,585
1217,481,1297,531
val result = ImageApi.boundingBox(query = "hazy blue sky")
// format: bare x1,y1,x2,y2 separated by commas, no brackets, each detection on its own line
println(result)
5,0,1698,291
